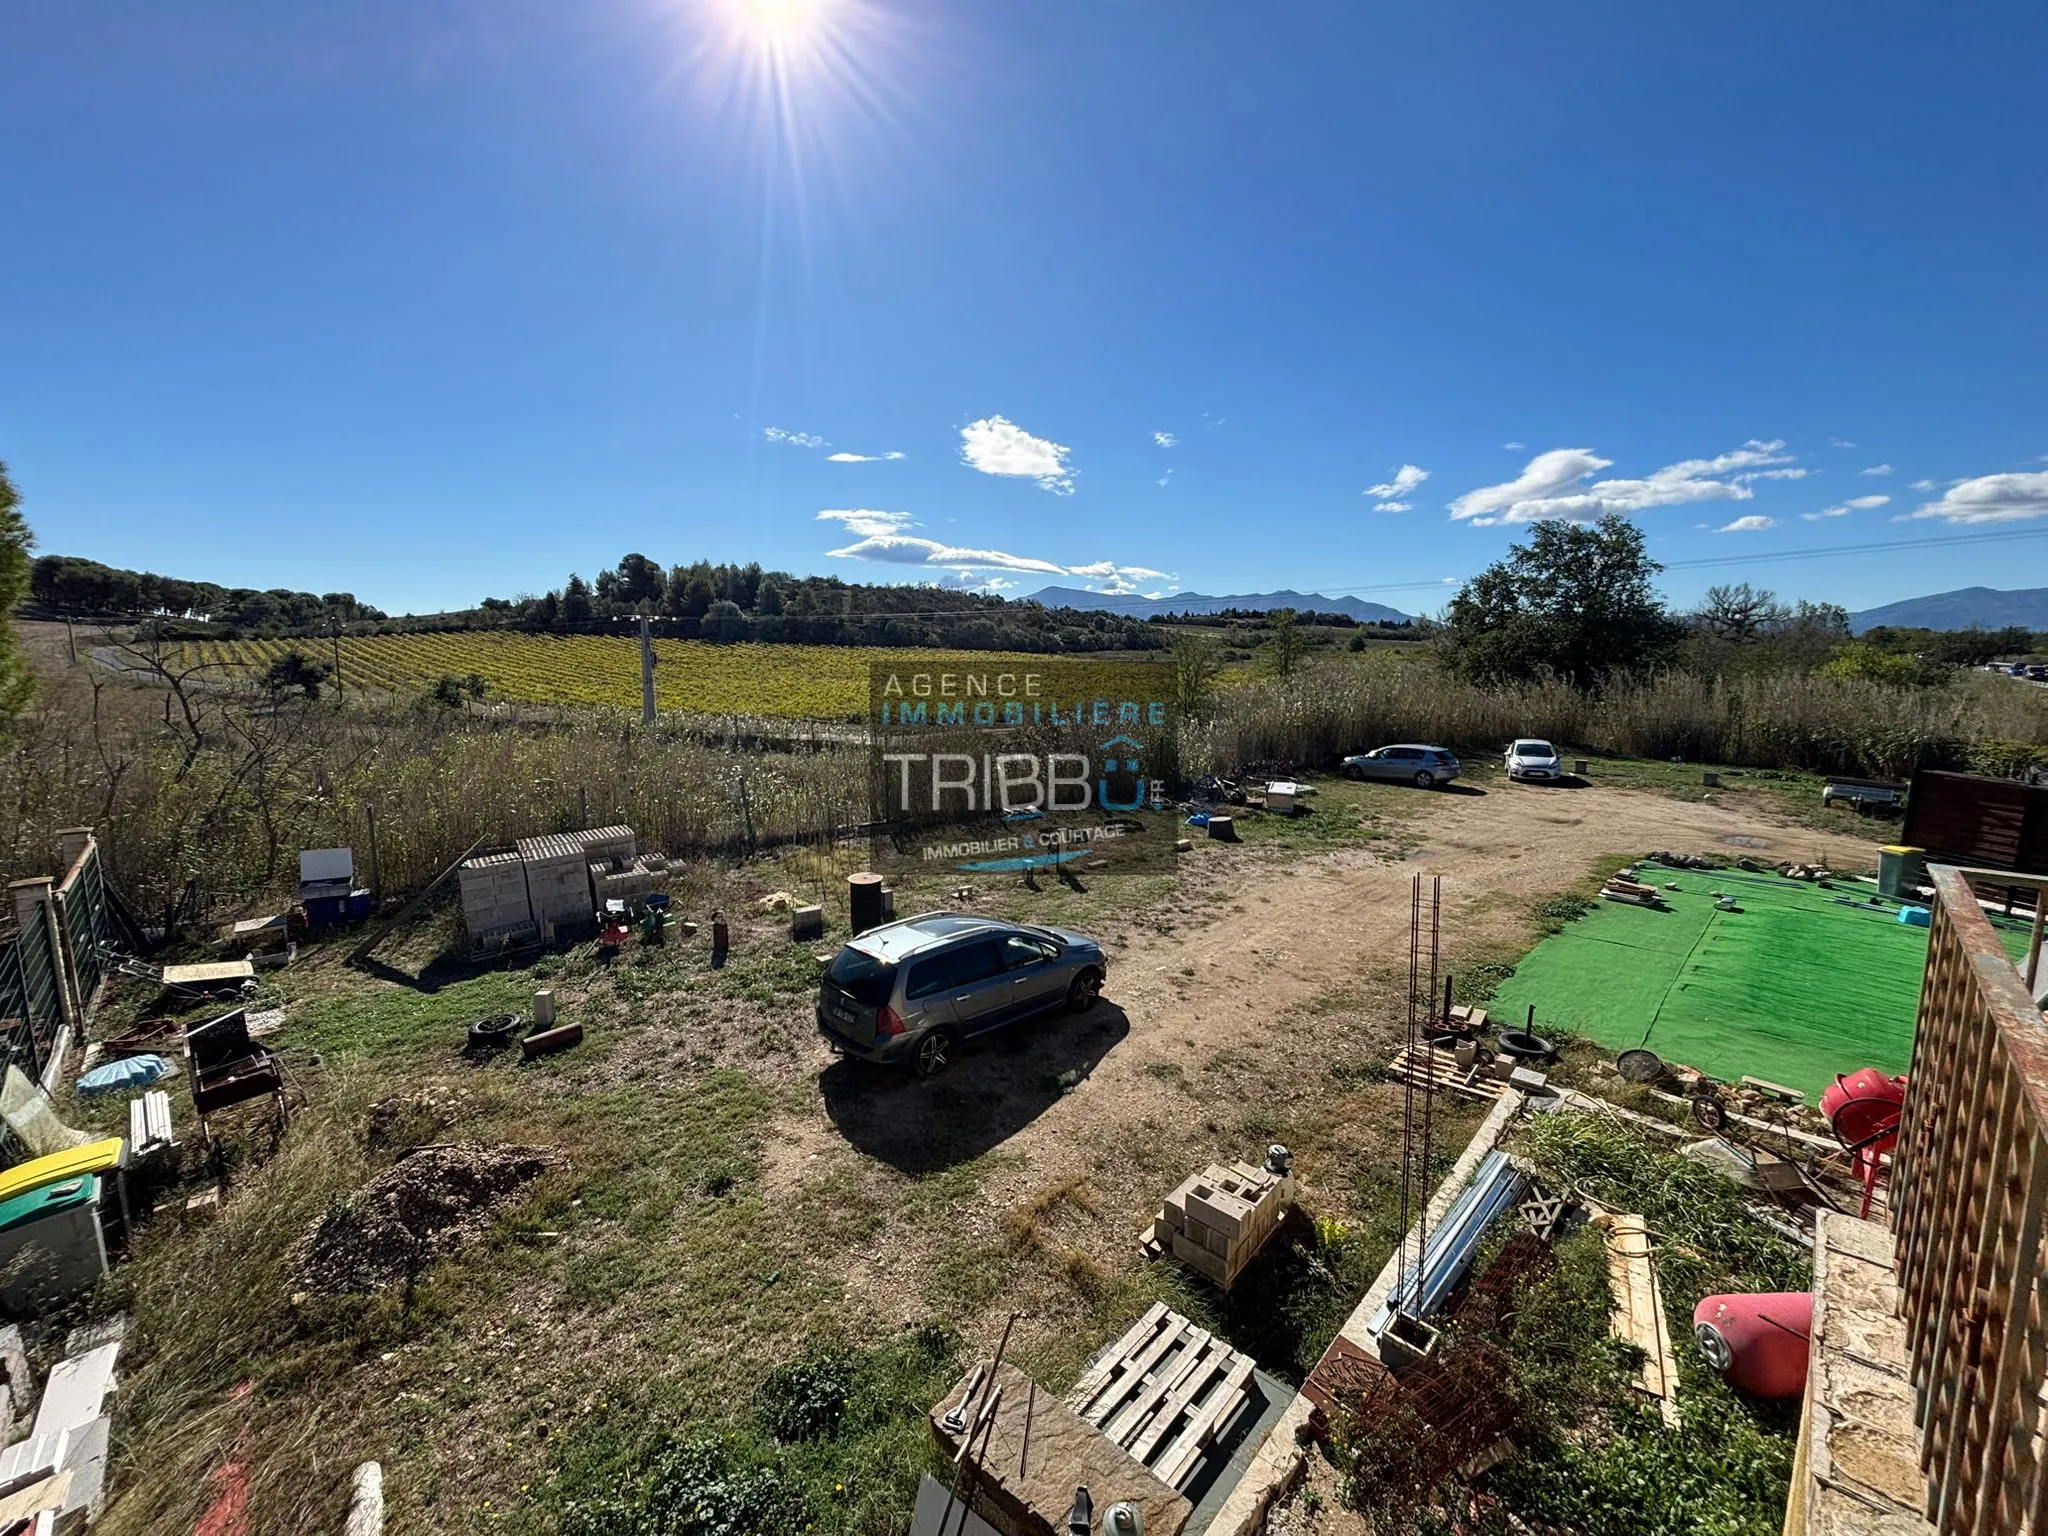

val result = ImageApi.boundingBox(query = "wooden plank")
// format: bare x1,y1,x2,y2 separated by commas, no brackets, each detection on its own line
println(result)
1152,1355,1255,1488
1071,1308,1183,1428
1606,1215,1681,1427
1106,1328,1215,1446
1067,1302,1169,1415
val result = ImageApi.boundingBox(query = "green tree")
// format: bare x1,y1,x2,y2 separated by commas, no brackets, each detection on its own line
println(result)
0,463,33,712
1262,608,1306,679
1817,640,1947,687
261,648,333,699
615,552,664,607
1441,515,1678,686
562,574,593,624
1170,630,1223,717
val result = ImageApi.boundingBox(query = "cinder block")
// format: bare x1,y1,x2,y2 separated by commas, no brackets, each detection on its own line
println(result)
1171,1232,1228,1283
1186,1182,1253,1240
791,905,824,941
1202,1223,1230,1258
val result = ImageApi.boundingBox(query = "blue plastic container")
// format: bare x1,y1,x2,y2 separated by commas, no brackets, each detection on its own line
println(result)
1898,905,1931,928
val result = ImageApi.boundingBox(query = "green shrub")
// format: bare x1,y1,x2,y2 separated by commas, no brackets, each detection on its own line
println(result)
559,1434,812,1536
756,1349,858,1442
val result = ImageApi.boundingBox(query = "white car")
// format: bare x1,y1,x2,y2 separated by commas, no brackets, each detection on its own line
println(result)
1505,738,1563,782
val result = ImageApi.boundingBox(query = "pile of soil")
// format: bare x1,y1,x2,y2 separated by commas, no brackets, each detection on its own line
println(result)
294,1142,563,1294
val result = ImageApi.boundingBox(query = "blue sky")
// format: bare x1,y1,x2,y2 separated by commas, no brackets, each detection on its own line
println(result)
4,0,2047,618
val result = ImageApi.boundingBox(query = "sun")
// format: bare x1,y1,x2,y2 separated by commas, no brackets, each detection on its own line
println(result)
729,0,832,45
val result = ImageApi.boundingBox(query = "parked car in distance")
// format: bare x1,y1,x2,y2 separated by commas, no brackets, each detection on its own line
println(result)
1821,777,1905,812
1504,739,1564,782
1340,744,1461,787
816,912,1107,1076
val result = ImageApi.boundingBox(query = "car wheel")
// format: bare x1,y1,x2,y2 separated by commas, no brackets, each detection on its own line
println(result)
1413,770,1435,788
1344,763,1366,781
1068,968,1103,1012
914,1028,957,1077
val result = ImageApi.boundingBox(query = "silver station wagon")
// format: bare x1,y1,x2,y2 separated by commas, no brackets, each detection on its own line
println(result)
816,912,1108,1076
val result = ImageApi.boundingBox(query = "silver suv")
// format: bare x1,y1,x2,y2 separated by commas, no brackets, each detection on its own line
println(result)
1340,743,1462,787
816,912,1108,1076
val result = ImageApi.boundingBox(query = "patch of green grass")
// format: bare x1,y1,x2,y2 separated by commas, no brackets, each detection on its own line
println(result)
289,971,540,1060
1228,774,1417,854
923,1237,1021,1316
555,1323,964,1536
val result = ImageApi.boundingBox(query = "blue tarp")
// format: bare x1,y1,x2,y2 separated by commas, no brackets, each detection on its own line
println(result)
76,1054,175,1098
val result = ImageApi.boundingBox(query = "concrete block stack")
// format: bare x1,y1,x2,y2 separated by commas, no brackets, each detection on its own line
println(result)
515,833,596,931
1145,1160,1293,1289
458,852,533,942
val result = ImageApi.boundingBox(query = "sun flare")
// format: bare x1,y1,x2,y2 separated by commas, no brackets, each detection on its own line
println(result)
729,0,831,45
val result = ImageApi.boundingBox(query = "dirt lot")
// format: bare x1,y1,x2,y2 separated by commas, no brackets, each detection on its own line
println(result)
94,776,1889,1534
766,779,1884,1364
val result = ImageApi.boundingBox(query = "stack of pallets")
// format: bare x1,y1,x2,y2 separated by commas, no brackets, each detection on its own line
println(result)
1066,1303,1256,1491
1143,1160,1293,1288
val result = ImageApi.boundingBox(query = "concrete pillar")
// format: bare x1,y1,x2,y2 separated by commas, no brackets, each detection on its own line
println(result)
54,827,93,878
8,878,52,940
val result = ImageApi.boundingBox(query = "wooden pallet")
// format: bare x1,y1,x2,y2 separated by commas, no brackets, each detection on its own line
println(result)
1387,1046,1505,1102
1066,1305,1256,1491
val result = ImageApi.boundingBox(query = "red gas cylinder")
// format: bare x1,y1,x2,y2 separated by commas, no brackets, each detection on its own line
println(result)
1693,1291,1813,1398
1821,1069,1907,1149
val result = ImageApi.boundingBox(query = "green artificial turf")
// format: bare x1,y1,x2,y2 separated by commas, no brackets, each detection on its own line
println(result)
1491,868,2036,1099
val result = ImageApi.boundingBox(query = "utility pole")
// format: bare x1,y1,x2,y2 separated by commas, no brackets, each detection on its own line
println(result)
332,618,344,702
639,614,656,724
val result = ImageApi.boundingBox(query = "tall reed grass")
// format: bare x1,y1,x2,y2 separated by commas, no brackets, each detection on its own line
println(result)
1187,653,2048,780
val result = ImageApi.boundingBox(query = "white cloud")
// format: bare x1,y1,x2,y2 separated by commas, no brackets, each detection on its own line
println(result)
1373,501,1412,514
764,427,827,448
1153,431,1178,448
1830,437,1858,449
1910,478,1935,491
1861,463,1894,476
1157,468,1174,488
1801,495,1891,521
1735,467,1809,483
1448,440,1797,526
960,415,1075,494
1366,464,1430,503
825,450,907,463
1718,515,1778,532
820,510,1172,588
1906,470,2048,524
1502,441,1526,451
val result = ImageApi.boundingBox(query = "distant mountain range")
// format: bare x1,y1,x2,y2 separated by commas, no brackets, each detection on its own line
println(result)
1848,586,2048,634
1026,586,1415,624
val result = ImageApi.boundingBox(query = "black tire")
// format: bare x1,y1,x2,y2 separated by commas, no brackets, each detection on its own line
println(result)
1068,968,1104,1013
1498,1029,1553,1059
914,1028,957,1078
1344,763,1366,781
1413,771,1435,789
466,1013,525,1053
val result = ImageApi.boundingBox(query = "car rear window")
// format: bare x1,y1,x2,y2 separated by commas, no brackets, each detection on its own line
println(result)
826,948,896,1006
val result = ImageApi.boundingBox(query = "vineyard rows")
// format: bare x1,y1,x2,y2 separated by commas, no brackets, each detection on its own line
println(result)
174,633,1083,720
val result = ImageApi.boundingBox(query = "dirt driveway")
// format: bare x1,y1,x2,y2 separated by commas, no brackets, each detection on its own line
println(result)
780,782,1887,1351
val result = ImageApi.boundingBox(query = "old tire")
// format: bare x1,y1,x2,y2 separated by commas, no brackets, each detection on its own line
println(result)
914,1028,957,1078
467,1013,524,1052
1068,968,1104,1013
1498,1029,1553,1060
